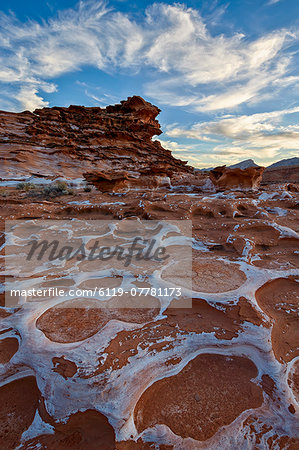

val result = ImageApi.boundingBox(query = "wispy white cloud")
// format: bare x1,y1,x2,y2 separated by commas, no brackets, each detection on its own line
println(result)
166,107,299,139
83,90,120,107
15,86,49,110
165,107,299,166
144,18,297,111
0,1,143,109
155,138,207,166
0,1,297,111
267,0,281,5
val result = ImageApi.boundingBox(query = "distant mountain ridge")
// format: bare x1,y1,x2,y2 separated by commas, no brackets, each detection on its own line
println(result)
228,159,259,169
200,157,299,171
262,157,299,185
266,157,299,170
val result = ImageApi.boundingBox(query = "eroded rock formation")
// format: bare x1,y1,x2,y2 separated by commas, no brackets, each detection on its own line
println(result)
83,169,172,192
0,96,191,183
209,165,265,190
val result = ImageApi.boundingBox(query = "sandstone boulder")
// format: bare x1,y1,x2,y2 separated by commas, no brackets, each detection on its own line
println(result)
84,170,171,192
209,165,264,190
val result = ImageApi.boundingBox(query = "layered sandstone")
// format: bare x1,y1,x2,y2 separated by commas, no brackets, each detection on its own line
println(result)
0,96,191,183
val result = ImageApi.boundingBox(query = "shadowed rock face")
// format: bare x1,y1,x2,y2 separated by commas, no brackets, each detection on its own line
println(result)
262,165,299,185
209,165,265,190
0,96,191,182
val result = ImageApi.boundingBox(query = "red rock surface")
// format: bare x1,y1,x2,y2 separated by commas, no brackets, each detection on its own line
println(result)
255,277,299,363
20,410,116,450
134,353,263,441
1,183,298,448
0,337,19,363
0,377,40,449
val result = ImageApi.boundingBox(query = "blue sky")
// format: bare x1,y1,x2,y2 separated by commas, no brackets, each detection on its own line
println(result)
0,0,298,167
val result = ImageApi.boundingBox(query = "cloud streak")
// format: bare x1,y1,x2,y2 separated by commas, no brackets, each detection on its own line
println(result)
267,0,281,5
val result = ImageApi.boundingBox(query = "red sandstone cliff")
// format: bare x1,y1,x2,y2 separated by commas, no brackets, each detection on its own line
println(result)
0,96,191,183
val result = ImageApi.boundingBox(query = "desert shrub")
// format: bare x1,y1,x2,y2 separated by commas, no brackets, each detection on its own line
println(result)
26,180,74,199
17,182,36,191
84,184,92,192
0,188,9,198
54,181,69,192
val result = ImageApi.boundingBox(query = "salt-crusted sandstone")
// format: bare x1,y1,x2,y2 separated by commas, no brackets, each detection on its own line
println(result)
0,97,298,449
